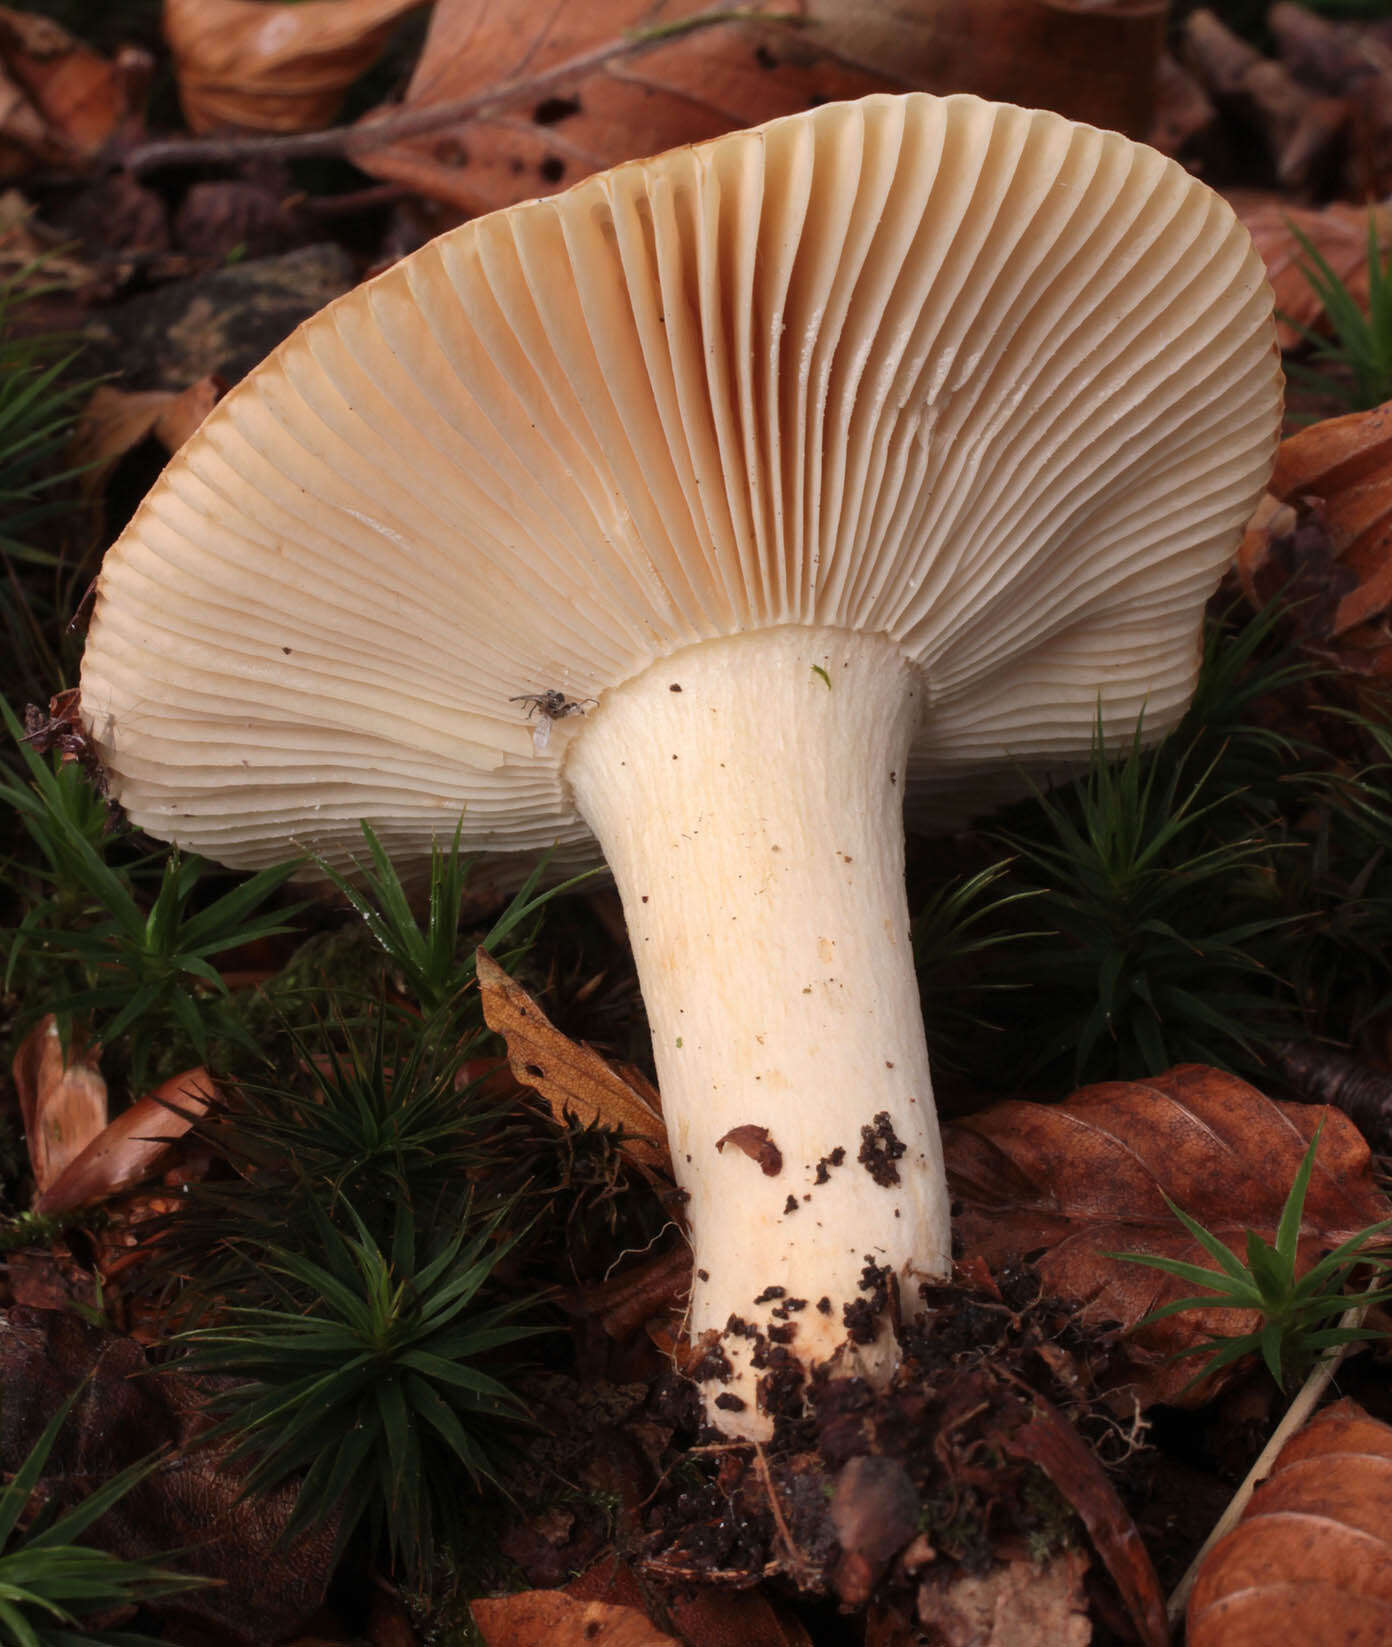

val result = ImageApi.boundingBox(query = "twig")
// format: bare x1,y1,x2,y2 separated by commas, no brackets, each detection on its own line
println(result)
123,1,792,177
752,1438,815,1583
1164,1299,1371,1628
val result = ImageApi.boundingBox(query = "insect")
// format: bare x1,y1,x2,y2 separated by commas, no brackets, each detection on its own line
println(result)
509,690,597,753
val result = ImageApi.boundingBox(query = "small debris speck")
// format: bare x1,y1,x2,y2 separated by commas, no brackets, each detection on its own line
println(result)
858,1112,906,1186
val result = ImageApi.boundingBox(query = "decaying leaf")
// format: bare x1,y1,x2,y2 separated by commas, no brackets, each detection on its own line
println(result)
1236,398,1392,674
476,1559,814,1647
11,1014,108,1196
995,1388,1167,1647
943,1065,1392,1405
915,1548,1092,1647
570,1242,691,1343
666,1587,814,1647
71,376,224,496
0,7,147,175
471,1589,679,1647
358,0,1165,215
1187,1397,1392,1644
476,947,669,1174
0,1307,337,1646
0,187,96,289
1236,196,1392,351
36,1066,215,1215
164,0,429,135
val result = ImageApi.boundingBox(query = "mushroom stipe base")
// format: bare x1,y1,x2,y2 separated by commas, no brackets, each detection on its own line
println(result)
565,626,950,1436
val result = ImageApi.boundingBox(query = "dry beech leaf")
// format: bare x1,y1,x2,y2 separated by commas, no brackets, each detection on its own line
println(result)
36,1066,215,1215
1234,195,1392,350
476,947,669,1174
0,7,146,172
1188,1397,1392,1645
11,1014,107,1197
1236,399,1392,673
164,0,429,135
666,1588,814,1647
71,377,225,498
943,1065,1392,1406
0,1307,337,1645
471,1590,679,1647
570,1242,691,1342
915,1548,1092,1647
994,1387,1167,1647
358,0,1165,215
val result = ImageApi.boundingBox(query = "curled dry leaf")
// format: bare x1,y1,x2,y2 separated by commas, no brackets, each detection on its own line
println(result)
1234,195,1391,350
476,947,669,1175
1187,1397,1392,1645
358,0,1165,215
570,1242,691,1343
36,1066,215,1215
11,1014,107,1197
164,0,429,135
1236,399,1392,675
471,1589,679,1647
475,1559,814,1647
943,1065,1392,1406
0,7,147,174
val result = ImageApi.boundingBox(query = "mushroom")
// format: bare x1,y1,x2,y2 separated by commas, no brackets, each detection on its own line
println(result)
79,92,1282,1435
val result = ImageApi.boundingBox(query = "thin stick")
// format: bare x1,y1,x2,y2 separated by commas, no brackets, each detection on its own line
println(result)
1164,1302,1369,1628
752,1439,814,1584
123,3,788,176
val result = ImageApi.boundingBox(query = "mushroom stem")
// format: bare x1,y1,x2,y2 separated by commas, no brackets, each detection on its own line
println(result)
564,625,949,1437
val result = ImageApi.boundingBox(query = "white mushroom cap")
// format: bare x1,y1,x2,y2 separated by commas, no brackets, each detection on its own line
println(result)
80,91,1280,872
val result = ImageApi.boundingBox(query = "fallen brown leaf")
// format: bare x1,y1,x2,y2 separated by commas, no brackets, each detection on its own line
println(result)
0,1306,337,1645
1187,1397,1392,1644
71,376,224,493
1234,195,1391,351
0,7,146,174
943,1065,1392,1405
995,1387,1166,1647
667,1588,814,1647
476,947,669,1175
0,187,97,289
36,1066,215,1215
164,0,429,135
570,1242,691,1343
359,0,1165,216
915,1548,1092,1647
471,1589,679,1647
1236,398,1392,675
11,1014,107,1197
